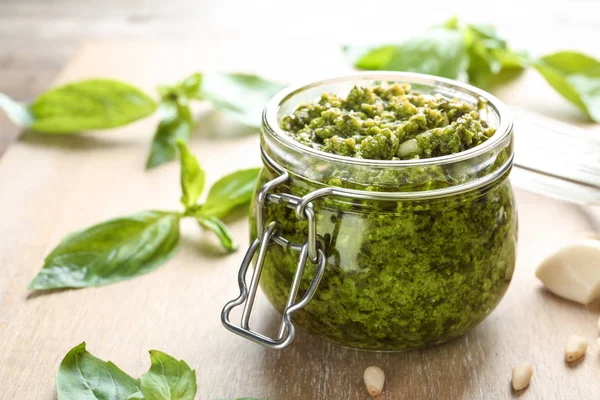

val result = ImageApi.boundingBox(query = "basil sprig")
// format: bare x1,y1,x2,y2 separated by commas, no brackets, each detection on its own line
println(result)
344,28,468,80
145,95,195,169
175,140,261,251
200,73,286,127
147,73,285,169
29,141,261,290
345,17,600,122
57,343,196,400
56,343,265,400
344,17,526,86
145,74,201,169
0,73,285,168
442,16,529,87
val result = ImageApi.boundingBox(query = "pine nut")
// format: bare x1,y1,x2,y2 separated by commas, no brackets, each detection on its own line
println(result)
364,366,385,397
565,335,588,362
511,362,533,391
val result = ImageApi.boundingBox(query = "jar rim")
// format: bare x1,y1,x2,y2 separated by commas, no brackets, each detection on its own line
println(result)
262,71,513,167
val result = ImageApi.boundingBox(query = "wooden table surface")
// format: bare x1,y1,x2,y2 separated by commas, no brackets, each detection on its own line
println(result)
1,6,600,399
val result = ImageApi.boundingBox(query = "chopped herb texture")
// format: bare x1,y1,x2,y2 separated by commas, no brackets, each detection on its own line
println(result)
256,81,516,351
280,84,495,160
255,175,516,350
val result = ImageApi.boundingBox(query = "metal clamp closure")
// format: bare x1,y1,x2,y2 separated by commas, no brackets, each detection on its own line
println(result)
221,153,326,349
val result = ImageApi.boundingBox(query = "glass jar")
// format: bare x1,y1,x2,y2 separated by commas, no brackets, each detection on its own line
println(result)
222,72,517,351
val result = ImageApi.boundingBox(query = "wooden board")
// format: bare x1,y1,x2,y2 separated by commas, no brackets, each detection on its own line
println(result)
0,40,599,400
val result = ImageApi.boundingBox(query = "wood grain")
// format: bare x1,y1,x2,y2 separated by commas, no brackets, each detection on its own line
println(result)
1,32,600,400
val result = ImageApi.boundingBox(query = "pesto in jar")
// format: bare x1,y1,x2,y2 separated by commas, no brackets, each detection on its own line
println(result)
255,83,516,351
280,84,496,160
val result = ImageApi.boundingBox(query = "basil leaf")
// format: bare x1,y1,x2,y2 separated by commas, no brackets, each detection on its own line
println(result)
158,73,203,100
440,15,460,30
468,23,507,47
0,92,34,127
200,73,286,127
443,18,527,87
147,74,204,169
28,79,157,134
146,99,193,169
535,51,600,122
346,28,468,80
140,350,197,400
195,215,236,251
176,139,205,210
343,45,398,71
462,25,502,86
492,48,531,69
201,168,261,219
29,210,180,290
56,342,141,400
56,344,198,400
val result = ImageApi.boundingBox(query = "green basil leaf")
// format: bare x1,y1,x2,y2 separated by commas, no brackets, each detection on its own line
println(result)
176,139,205,210
140,350,197,400
492,48,531,69
146,99,194,169
29,210,180,290
346,28,468,79
440,15,460,30
56,342,141,400
468,23,507,47
200,73,286,127
28,79,157,134
538,51,600,74
442,19,526,88
158,73,203,101
126,393,145,400
201,168,261,219
535,51,600,122
195,215,236,251
343,45,398,71
56,344,197,400
462,25,501,86
0,92,34,127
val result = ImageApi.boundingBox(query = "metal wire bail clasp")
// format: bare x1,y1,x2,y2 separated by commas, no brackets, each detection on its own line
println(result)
221,152,327,350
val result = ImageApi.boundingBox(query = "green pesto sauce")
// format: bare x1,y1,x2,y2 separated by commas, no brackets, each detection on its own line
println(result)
280,84,495,160
255,84,516,351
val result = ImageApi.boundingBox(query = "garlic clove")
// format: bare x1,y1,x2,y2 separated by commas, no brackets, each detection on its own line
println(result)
535,239,600,304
